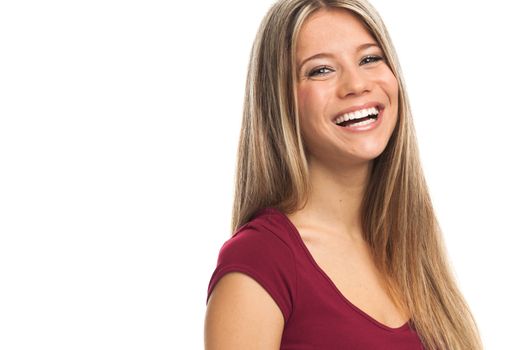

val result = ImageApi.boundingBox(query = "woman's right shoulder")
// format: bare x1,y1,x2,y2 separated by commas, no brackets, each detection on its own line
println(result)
204,213,297,349
226,208,295,255
206,219,297,321
204,271,285,349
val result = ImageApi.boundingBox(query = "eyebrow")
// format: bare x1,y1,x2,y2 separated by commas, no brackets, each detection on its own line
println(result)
297,42,380,72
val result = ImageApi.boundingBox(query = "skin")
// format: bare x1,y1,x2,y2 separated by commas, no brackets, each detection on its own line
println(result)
291,7,399,241
204,273,284,349
205,8,405,349
287,8,408,327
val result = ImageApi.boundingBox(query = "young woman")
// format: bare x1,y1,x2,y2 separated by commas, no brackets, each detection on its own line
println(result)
204,1,483,349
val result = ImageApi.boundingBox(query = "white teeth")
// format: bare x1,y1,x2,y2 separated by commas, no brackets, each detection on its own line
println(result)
344,118,376,127
335,106,380,124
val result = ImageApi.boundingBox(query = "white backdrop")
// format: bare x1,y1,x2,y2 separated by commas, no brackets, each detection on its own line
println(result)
0,1,523,349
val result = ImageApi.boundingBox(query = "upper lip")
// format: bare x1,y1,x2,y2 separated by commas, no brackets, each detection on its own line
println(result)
333,102,384,122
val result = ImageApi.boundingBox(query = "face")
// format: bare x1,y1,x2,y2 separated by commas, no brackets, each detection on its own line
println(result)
295,8,399,167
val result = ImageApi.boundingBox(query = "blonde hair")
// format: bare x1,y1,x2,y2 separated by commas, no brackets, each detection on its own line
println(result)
231,0,483,349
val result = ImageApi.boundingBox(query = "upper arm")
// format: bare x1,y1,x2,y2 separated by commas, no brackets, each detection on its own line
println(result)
204,272,285,350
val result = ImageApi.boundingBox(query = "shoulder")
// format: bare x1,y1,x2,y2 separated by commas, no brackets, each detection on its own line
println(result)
219,217,294,265
204,211,295,349
204,271,285,349
206,209,297,322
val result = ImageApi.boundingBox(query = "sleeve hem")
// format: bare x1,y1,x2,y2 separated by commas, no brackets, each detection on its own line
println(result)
206,264,291,324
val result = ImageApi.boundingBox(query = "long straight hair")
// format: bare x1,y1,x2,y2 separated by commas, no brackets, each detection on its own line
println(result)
230,0,483,349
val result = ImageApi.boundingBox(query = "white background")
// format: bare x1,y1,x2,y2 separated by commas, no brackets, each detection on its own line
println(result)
0,0,523,349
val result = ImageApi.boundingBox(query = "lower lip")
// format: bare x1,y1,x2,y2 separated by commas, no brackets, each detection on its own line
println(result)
336,108,383,132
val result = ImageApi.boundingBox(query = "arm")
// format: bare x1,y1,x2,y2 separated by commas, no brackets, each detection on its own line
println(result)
204,272,285,350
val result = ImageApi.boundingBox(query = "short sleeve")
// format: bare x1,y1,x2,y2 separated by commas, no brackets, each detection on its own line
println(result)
206,225,296,323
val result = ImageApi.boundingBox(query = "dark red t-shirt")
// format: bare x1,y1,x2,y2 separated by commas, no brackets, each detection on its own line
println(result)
207,207,425,349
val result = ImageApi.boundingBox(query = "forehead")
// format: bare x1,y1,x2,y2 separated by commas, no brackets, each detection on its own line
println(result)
296,8,376,56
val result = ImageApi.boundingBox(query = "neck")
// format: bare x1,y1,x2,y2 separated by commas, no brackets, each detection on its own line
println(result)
290,156,372,242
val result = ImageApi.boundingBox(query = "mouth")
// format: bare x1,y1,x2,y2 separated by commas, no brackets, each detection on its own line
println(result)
333,104,384,128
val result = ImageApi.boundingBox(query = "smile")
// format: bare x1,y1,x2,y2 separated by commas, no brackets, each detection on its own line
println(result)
335,106,380,127
334,105,384,132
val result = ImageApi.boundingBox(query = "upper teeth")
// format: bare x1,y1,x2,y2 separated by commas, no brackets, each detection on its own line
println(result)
335,106,380,124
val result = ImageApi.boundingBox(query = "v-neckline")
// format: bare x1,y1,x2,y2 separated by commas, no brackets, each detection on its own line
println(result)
264,207,411,333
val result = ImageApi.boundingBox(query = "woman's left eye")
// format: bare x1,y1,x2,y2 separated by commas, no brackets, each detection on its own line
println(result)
361,55,383,65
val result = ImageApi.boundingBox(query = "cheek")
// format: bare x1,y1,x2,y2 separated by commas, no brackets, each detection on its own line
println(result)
297,86,312,117
297,84,328,120
382,70,399,101
296,86,323,144
386,75,400,130
388,75,399,121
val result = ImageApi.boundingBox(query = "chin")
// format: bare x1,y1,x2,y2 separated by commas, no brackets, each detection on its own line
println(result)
349,139,389,160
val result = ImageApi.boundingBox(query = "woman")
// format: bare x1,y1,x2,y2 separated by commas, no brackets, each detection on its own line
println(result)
204,0,483,349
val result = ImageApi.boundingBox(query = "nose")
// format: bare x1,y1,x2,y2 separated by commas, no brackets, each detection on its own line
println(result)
337,64,371,98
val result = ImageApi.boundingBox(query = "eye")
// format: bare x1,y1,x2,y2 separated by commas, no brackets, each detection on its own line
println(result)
307,65,334,77
361,55,383,65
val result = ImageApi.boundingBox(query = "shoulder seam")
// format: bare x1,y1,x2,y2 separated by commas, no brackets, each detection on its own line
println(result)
208,264,292,324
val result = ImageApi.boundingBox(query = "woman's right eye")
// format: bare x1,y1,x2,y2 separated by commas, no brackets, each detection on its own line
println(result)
307,65,333,77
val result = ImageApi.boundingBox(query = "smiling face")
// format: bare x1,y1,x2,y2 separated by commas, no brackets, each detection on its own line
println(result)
295,8,399,168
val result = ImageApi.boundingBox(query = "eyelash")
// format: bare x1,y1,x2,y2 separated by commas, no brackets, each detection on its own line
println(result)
306,55,384,77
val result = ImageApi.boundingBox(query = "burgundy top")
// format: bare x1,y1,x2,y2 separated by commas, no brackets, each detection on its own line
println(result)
206,207,425,349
